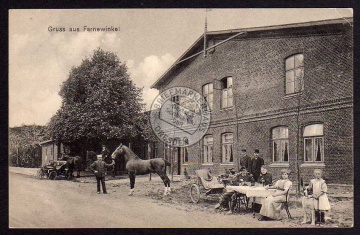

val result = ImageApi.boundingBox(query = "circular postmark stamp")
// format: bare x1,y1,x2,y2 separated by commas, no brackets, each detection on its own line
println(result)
150,86,211,147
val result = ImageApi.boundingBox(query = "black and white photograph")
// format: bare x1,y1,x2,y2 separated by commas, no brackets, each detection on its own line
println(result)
8,8,353,228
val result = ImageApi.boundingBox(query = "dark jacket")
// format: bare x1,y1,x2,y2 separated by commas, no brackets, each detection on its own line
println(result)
231,173,254,185
250,157,264,178
240,154,251,173
90,160,114,177
257,172,273,185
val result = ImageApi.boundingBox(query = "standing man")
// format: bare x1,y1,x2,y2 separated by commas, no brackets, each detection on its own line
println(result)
251,149,264,182
102,145,115,177
239,149,251,173
90,154,114,194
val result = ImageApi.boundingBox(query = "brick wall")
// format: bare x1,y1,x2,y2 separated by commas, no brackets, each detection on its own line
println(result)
154,23,353,184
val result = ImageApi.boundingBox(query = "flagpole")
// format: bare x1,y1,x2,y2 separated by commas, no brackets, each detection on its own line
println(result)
204,12,207,58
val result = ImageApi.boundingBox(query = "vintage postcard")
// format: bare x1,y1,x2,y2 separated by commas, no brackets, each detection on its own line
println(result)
9,9,353,228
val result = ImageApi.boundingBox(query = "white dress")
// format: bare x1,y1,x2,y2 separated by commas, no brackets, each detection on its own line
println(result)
259,179,292,220
309,178,331,211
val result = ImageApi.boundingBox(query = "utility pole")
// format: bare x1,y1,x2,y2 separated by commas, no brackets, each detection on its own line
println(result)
295,76,304,196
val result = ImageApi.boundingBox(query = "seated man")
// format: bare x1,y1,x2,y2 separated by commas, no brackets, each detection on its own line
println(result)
215,168,254,213
257,166,273,186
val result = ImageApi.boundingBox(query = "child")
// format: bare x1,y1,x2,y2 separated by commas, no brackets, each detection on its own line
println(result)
308,169,331,224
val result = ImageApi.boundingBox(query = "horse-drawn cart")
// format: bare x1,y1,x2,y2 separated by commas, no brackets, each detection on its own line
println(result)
190,169,225,203
37,160,70,180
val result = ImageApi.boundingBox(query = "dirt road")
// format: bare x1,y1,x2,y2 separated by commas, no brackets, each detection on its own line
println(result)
9,172,291,228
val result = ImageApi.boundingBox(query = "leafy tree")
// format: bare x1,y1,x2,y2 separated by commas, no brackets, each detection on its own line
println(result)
47,48,144,150
9,125,45,167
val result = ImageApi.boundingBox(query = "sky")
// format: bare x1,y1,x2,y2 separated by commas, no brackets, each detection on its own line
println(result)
9,8,353,127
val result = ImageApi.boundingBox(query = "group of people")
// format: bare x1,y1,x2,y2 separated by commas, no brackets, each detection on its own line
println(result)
214,149,331,223
237,149,265,182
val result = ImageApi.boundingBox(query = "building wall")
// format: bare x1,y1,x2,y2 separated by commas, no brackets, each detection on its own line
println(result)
155,24,353,184
41,142,59,165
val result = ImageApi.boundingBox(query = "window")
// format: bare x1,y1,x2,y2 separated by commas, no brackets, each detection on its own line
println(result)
202,83,213,111
285,54,304,94
272,127,289,162
303,124,324,162
203,135,213,163
222,133,234,163
221,77,233,109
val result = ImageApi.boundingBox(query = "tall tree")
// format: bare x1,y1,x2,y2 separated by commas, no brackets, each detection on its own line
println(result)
47,48,144,148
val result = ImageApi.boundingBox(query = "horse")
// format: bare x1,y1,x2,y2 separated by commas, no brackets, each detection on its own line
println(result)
66,156,83,179
111,143,172,196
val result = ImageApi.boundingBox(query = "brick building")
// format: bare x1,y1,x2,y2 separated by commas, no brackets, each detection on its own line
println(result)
150,18,353,184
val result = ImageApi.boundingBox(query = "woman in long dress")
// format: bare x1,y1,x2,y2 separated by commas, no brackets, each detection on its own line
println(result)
258,169,292,221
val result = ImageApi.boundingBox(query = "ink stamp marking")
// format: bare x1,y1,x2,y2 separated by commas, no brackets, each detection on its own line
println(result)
150,87,211,147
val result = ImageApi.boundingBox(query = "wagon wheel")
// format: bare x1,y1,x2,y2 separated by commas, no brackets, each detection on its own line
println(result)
190,184,201,203
49,171,57,180
36,169,44,179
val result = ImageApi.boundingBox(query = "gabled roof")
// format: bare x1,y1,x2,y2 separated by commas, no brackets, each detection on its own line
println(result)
150,17,352,89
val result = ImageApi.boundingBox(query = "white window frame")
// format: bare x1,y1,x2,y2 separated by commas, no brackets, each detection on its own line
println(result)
285,54,304,95
222,133,234,163
304,137,324,162
181,147,188,164
272,127,289,162
203,135,213,164
221,77,233,109
203,83,213,111
303,124,324,163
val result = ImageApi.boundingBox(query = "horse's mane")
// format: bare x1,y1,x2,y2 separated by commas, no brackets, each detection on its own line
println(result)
121,145,140,160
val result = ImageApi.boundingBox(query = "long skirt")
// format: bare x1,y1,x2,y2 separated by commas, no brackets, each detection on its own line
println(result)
259,195,285,220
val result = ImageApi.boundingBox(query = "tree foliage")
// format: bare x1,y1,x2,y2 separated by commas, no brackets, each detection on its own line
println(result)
47,48,144,143
9,125,45,167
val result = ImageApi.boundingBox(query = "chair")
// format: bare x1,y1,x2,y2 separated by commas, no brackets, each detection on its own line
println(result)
190,169,225,203
231,192,250,213
281,187,292,219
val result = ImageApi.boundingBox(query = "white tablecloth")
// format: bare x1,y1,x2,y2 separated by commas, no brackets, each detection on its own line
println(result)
226,186,275,198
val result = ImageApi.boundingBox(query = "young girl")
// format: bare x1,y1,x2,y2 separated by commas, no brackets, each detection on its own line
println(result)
308,169,331,223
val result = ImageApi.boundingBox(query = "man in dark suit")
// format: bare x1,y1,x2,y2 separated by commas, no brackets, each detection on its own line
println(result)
257,166,273,186
90,154,115,194
250,149,264,182
239,149,251,173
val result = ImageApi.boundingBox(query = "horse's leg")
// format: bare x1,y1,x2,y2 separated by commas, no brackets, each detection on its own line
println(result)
128,172,135,196
165,174,171,193
157,173,169,195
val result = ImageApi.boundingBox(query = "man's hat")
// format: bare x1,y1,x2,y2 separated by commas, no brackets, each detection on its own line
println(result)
254,149,260,154
102,144,106,147
97,154,103,158
241,149,246,152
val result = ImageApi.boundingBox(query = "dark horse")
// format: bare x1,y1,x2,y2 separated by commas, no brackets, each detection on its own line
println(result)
66,156,83,178
111,143,171,196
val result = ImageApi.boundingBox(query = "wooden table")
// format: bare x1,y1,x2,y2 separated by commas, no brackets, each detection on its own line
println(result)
226,185,275,218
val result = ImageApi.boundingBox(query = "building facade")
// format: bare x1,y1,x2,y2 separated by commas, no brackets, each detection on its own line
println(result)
151,18,353,184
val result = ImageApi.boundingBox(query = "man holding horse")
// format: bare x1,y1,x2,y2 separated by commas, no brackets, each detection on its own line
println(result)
90,154,115,194
102,145,115,177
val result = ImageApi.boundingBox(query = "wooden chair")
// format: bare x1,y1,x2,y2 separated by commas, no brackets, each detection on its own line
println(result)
281,187,292,219
231,192,250,213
